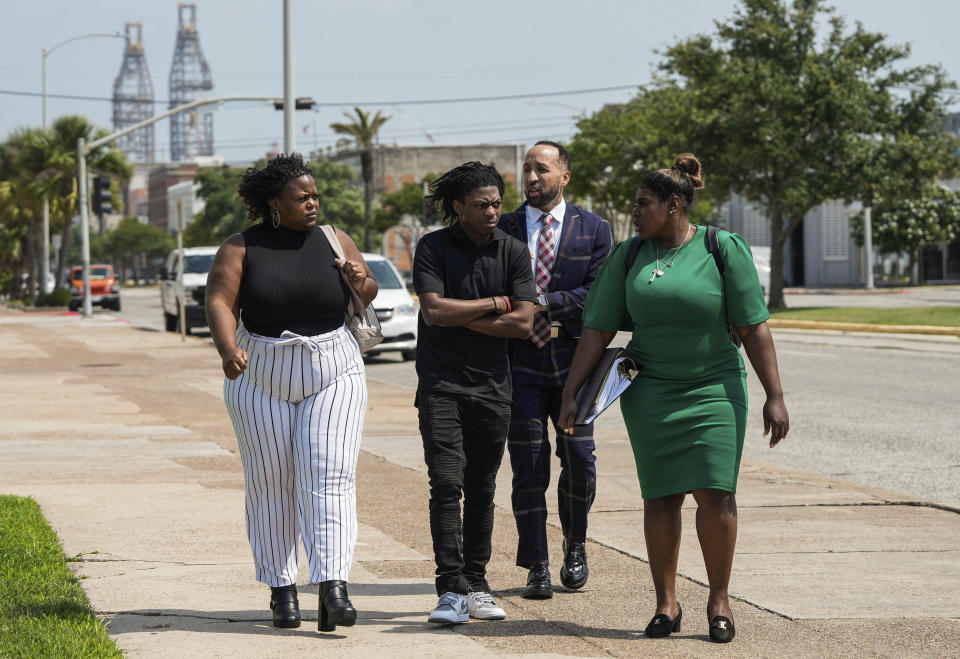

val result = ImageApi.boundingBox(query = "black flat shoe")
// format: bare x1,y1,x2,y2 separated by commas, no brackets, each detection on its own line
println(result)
709,615,735,643
269,584,301,628
559,539,588,590
319,580,357,632
522,565,553,599
644,604,682,637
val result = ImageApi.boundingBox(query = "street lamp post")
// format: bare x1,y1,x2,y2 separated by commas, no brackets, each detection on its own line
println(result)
76,96,283,317
42,33,123,294
282,0,295,153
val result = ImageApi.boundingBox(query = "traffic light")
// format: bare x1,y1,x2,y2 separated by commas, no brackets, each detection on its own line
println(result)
273,97,316,110
92,177,112,216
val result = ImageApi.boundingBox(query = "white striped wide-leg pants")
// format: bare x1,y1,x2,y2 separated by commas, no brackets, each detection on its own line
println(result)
224,323,367,587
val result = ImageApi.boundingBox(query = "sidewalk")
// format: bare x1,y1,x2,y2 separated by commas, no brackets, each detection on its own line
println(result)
1,314,958,658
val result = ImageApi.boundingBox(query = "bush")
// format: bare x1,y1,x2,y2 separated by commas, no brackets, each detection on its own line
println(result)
35,289,72,307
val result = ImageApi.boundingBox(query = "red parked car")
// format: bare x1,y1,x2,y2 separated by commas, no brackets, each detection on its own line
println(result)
68,264,121,312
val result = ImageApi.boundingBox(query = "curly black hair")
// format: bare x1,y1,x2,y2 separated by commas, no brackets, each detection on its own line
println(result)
425,161,505,225
237,152,313,222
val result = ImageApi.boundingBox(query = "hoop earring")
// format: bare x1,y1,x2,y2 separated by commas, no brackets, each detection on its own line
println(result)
271,208,280,229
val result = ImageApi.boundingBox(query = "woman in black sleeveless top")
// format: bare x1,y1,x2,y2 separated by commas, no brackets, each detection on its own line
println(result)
205,153,377,633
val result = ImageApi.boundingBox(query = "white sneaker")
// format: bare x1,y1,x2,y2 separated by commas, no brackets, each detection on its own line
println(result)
427,591,469,624
467,591,506,620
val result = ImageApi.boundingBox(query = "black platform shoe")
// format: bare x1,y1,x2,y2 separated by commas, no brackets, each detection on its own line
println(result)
319,580,357,632
709,615,735,643
644,604,682,637
559,539,588,590
269,585,301,628
523,565,553,599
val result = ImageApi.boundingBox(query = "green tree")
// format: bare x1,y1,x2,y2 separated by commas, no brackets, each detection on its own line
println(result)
311,158,365,244
567,92,719,241
103,217,175,281
0,130,40,299
183,166,247,247
374,175,522,231
659,0,959,306
183,158,364,248
42,116,130,290
569,0,959,307
330,107,390,251
851,188,960,258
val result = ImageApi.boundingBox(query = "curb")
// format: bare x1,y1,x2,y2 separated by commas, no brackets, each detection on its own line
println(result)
768,318,960,337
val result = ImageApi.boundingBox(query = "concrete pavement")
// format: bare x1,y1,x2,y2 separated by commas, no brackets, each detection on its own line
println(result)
1,309,958,657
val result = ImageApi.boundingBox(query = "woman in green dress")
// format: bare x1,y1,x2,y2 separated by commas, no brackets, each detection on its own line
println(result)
558,154,788,643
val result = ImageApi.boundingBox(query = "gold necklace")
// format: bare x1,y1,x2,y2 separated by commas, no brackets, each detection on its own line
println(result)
649,225,694,284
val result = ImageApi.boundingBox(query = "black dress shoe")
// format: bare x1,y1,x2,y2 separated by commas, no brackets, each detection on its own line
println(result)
319,580,357,632
644,604,682,637
709,615,735,643
559,539,588,590
269,585,301,628
522,565,553,599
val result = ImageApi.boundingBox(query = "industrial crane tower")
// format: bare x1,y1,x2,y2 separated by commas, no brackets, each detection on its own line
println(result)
112,22,155,162
168,3,214,161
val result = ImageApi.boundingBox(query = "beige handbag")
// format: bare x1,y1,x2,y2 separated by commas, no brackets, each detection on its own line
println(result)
319,225,383,353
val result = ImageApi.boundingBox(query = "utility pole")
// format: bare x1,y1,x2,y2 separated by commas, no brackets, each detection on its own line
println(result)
863,205,875,289
77,138,92,317
283,0,295,154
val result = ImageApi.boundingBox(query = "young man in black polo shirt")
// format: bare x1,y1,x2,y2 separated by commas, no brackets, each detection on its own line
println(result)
413,162,535,624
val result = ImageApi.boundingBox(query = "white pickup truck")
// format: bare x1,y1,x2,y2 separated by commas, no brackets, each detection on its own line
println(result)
159,246,218,333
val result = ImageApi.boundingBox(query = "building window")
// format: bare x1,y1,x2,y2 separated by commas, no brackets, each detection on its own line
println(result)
742,202,769,247
822,201,849,261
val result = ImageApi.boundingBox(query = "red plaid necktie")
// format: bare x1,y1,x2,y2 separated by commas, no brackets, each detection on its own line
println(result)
531,213,555,347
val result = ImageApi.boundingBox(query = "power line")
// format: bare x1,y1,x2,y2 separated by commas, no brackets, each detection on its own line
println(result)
0,83,640,108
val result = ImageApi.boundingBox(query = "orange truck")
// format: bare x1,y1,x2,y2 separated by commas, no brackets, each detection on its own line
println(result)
68,264,121,312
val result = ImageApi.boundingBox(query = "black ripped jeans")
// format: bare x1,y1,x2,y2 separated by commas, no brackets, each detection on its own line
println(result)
418,392,511,596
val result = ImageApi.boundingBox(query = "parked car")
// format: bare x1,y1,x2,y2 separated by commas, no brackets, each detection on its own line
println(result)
362,253,417,361
160,246,218,333
68,264,120,311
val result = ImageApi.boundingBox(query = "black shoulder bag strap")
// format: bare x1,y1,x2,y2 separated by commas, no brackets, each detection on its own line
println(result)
706,225,742,348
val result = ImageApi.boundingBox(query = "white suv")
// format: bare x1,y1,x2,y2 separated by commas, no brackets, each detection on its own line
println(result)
362,253,417,361
160,246,218,333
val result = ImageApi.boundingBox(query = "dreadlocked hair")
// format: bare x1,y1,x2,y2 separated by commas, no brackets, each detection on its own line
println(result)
237,152,313,222
425,161,505,225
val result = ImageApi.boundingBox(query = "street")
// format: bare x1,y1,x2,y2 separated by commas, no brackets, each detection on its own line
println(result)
117,285,960,509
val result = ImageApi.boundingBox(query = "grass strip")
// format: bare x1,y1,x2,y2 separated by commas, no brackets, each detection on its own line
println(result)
769,305,960,327
0,495,121,658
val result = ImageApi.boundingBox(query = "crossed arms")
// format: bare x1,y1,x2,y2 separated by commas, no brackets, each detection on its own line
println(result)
419,292,534,338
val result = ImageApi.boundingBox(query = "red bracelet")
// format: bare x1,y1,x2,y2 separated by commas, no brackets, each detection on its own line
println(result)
503,297,512,313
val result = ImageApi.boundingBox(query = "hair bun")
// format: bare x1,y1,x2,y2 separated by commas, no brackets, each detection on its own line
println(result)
673,153,704,189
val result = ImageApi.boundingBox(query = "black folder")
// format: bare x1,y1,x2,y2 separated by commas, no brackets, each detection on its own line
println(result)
573,348,641,426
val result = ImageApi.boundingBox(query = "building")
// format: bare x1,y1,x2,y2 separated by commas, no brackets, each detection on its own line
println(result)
328,143,525,195
147,162,198,231
143,156,223,232
722,194,866,287
327,143,526,270
167,180,205,234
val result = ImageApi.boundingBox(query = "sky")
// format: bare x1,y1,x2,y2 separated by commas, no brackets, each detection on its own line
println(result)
2,0,958,166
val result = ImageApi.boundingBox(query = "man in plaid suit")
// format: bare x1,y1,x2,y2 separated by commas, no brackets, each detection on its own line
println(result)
497,141,613,598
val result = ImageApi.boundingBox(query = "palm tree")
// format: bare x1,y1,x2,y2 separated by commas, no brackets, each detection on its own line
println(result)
44,116,130,288
0,129,42,299
330,107,390,251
